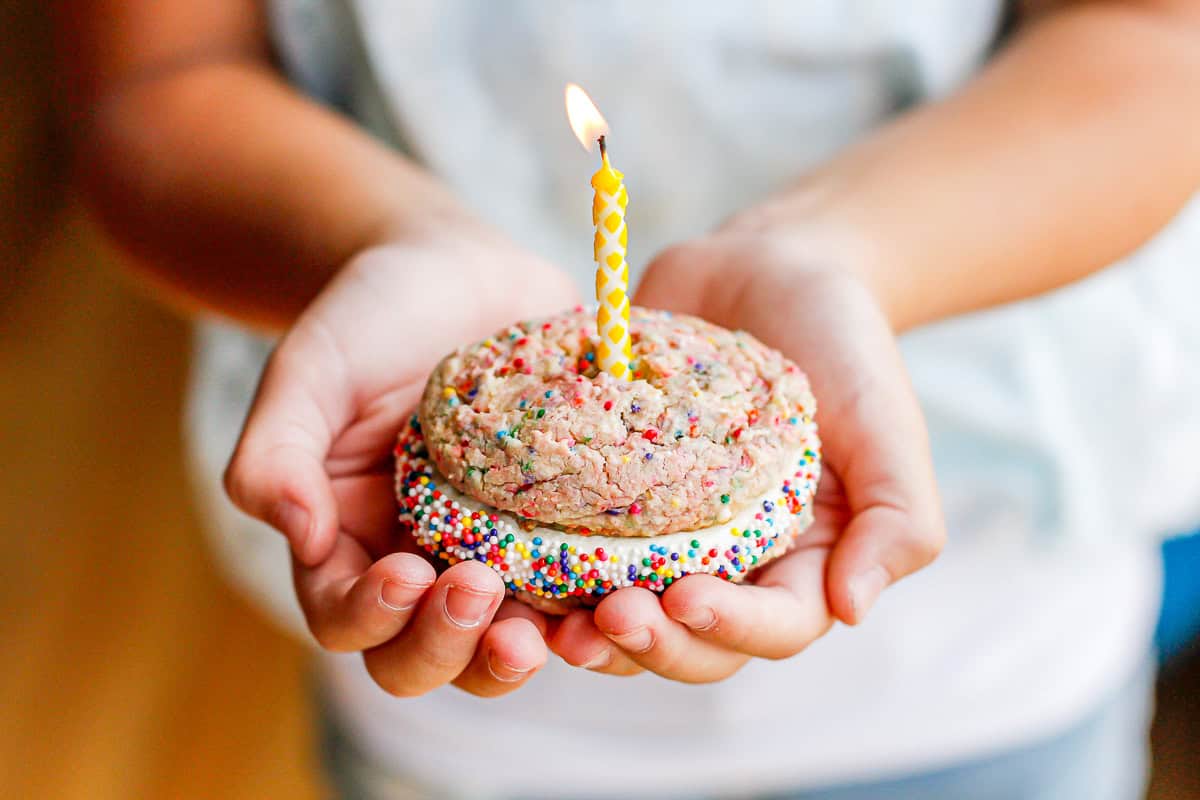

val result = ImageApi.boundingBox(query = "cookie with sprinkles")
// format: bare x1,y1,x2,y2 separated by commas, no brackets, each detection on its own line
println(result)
417,306,817,537
394,413,820,611
395,306,822,610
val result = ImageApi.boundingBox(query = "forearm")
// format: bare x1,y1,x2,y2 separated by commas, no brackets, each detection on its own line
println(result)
748,3,1200,331
76,61,467,331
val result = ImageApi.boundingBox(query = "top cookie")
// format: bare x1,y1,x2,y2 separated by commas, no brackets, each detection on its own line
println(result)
417,307,816,537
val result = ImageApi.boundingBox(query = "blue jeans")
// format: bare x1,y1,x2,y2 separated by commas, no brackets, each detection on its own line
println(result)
1157,529,1200,661
318,657,1154,800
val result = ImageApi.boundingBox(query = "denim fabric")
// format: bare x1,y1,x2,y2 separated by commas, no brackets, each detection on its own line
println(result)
1158,530,1200,661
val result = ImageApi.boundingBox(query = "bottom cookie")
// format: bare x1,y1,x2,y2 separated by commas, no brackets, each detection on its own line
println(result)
394,415,821,610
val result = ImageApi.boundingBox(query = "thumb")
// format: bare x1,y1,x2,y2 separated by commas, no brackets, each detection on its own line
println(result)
820,352,945,625
224,326,349,566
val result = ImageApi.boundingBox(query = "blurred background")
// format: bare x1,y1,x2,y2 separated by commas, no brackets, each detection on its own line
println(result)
0,2,323,797
1,1,1198,798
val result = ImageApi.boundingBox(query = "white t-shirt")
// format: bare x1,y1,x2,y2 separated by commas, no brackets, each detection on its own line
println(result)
186,2,1200,796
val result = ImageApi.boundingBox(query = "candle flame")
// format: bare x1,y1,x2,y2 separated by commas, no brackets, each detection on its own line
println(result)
565,83,609,152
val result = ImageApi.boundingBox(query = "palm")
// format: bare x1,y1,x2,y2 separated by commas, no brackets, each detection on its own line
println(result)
298,240,581,555
226,235,582,697
638,234,943,622
546,233,943,682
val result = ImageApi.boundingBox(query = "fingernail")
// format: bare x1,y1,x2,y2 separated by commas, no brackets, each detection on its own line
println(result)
276,500,311,553
379,578,428,612
674,606,717,631
444,584,495,628
486,652,535,683
606,626,654,653
849,566,890,622
580,649,613,670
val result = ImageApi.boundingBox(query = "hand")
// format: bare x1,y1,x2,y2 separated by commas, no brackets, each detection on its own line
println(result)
549,223,945,682
225,224,581,697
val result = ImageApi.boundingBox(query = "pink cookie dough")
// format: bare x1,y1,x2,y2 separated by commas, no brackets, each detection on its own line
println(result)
417,307,817,537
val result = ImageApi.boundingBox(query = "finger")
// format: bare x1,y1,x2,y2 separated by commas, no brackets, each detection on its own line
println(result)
330,472,405,557
593,588,750,683
362,561,504,698
826,501,945,626
224,326,353,565
494,598,551,639
549,609,643,676
293,537,436,652
661,546,834,659
452,617,548,697
819,346,945,625
747,279,945,625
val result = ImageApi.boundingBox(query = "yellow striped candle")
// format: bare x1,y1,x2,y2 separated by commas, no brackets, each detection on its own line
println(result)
566,83,632,380
590,137,632,379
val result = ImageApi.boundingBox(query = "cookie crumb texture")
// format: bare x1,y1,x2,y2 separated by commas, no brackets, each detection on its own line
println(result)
418,307,816,537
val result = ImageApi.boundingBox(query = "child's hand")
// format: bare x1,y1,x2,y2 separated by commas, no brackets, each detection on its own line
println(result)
550,224,945,681
224,225,580,697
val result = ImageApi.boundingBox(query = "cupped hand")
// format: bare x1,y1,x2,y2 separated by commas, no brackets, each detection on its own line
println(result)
550,224,945,682
225,225,581,697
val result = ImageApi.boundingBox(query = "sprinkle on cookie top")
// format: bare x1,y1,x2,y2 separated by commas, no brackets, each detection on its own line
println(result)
417,307,816,537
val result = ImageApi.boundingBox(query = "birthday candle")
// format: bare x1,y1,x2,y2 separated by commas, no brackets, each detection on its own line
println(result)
566,83,632,380
590,137,632,379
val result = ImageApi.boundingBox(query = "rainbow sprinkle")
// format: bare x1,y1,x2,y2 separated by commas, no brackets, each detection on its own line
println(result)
394,415,821,602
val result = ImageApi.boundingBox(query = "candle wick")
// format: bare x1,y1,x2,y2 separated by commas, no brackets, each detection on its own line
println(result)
598,135,607,158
